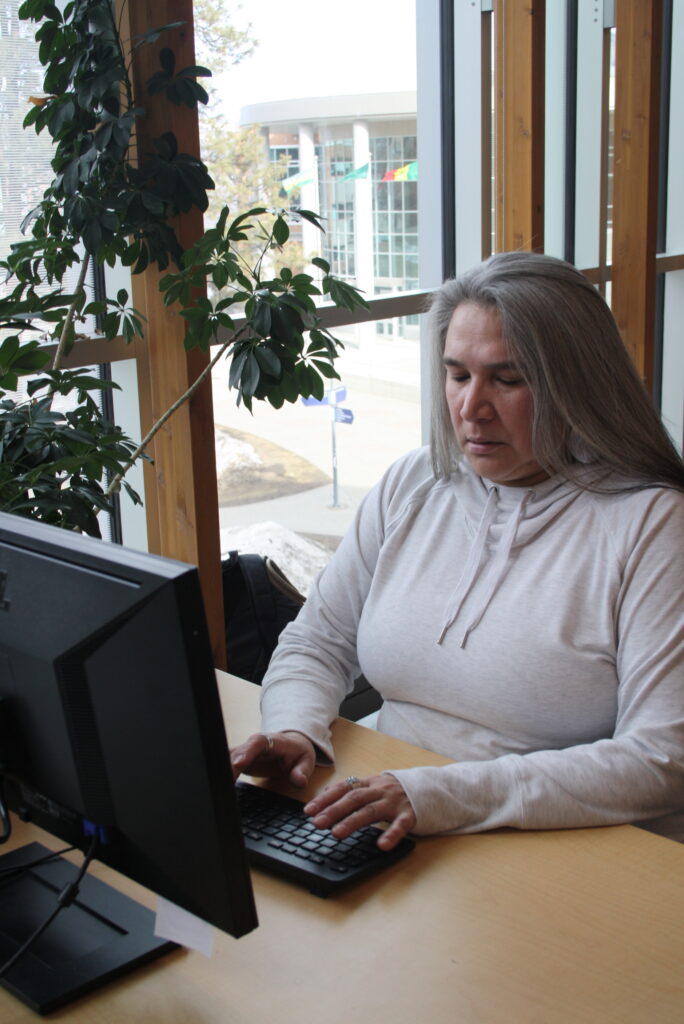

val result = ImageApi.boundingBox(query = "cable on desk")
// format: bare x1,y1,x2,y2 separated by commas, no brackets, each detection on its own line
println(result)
0,832,99,980
0,843,77,884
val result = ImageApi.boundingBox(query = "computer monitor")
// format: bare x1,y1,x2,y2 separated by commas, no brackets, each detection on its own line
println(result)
0,512,258,1014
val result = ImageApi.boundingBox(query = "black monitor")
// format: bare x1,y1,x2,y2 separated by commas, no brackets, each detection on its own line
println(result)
0,512,258,1014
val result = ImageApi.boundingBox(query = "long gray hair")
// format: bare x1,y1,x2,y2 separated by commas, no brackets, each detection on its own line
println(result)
427,251,684,491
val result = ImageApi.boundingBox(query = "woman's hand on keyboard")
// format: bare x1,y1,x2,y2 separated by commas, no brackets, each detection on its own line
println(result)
304,774,416,851
231,731,316,788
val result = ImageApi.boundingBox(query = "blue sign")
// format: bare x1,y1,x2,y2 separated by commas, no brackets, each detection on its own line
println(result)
301,386,347,407
334,407,354,425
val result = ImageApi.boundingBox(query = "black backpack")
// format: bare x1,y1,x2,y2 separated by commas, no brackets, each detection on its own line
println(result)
222,551,304,684
221,550,382,721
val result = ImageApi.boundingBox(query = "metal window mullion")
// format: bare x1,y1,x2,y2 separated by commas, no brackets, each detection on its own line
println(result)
564,0,578,264
660,0,684,450
574,0,605,273
453,1,484,273
439,0,456,280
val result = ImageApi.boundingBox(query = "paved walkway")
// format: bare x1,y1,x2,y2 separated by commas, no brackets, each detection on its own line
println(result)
219,482,365,546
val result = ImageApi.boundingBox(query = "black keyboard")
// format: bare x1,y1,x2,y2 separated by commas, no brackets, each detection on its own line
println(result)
235,781,415,897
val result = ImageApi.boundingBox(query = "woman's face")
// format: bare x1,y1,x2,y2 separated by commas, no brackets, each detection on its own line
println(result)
444,302,548,487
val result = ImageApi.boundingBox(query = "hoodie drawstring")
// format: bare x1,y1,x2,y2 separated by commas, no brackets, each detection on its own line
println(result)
437,489,532,647
437,487,498,645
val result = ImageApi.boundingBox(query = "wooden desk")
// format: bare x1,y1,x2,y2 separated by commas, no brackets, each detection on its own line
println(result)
2,672,683,1023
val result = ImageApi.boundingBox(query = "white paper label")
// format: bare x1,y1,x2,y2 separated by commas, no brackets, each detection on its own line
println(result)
154,897,215,958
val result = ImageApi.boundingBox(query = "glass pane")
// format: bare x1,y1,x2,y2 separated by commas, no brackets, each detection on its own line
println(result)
0,11,54,266
197,0,417,304
196,0,420,589
0,11,115,539
212,316,421,593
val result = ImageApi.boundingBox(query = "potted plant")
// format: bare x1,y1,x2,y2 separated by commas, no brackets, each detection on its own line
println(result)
0,0,367,537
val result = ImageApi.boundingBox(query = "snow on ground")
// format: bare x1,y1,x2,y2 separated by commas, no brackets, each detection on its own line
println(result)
216,431,333,596
215,429,262,473
220,520,331,598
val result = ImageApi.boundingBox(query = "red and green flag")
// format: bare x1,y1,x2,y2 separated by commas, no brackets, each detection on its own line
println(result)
381,161,418,182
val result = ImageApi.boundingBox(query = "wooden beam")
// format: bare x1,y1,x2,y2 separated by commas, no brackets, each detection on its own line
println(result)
494,0,546,253
611,0,662,392
120,0,226,669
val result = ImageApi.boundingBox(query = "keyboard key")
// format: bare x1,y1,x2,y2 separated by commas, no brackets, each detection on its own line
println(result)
235,781,415,895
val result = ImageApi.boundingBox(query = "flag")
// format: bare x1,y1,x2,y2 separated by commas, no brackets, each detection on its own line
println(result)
280,168,315,194
381,161,418,182
339,163,369,182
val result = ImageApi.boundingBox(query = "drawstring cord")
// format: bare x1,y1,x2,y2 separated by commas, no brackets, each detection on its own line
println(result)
437,489,532,647
437,488,498,644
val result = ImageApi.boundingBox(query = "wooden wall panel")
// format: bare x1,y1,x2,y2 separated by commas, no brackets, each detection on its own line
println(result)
611,0,663,391
121,0,226,668
494,0,546,253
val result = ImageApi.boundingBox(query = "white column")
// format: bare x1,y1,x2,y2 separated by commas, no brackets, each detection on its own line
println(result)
352,120,374,299
351,120,375,350
297,122,321,262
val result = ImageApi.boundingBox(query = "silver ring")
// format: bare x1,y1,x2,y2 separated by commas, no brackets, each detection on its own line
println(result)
265,734,275,751
345,775,363,789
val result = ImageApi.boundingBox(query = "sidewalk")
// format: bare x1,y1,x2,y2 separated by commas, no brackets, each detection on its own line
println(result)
219,481,365,540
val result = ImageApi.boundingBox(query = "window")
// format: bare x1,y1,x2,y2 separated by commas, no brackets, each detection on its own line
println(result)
200,0,423,583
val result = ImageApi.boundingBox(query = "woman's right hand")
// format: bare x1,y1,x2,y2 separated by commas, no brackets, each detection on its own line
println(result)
230,730,316,789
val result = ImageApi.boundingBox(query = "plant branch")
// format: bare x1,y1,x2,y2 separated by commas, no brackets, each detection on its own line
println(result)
51,253,91,371
251,219,276,282
105,327,247,496
114,1,136,112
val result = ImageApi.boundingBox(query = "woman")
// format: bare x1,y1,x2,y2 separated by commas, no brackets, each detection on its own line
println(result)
231,251,684,850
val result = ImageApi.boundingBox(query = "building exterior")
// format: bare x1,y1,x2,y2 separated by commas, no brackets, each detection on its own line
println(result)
241,92,419,339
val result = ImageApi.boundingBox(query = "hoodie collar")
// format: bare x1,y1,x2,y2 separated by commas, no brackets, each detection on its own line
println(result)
437,463,582,647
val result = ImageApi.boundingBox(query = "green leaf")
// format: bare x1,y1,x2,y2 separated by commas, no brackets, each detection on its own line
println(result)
297,209,325,232
178,65,212,79
134,21,186,48
83,300,106,316
253,301,272,338
81,219,102,255
254,346,281,377
241,353,261,396
280,373,300,404
212,264,229,290
229,349,248,390
266,389,285,410
308,367,325,401
311,359,340,379
272,216,289,246
160,47,175,75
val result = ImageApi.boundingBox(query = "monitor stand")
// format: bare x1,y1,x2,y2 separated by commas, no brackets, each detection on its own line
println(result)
0,842,179,1015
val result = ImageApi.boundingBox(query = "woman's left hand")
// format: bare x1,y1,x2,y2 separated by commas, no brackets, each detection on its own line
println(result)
304,773,416,851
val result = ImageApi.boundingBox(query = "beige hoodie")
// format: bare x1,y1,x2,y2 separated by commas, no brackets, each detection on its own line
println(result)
261,447,684,842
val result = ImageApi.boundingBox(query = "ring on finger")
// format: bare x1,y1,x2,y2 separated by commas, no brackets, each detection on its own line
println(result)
345,775,363,790
265,734,275,751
